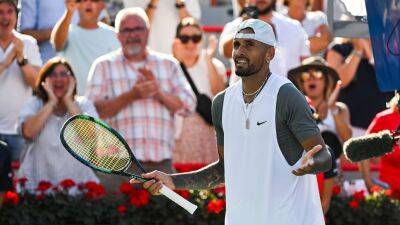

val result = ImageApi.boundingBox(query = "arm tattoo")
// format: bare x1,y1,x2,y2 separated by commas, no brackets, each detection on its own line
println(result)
171,159,225,190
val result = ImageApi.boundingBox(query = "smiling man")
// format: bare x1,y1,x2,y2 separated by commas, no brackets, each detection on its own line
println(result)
133,19,331,225
51,0,119,95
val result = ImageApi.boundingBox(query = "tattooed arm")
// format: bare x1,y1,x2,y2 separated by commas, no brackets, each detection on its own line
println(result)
132,145,224,194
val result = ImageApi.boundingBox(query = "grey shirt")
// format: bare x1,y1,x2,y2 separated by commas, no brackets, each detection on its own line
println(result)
212,83,320,166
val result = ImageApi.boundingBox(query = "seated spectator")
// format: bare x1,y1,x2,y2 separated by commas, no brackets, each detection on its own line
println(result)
288,56,352,214
283,0,331,56
86,8,195,191
326,38,392,137
17,57,99,191
172,17,226,164
360,93,400,193
219,0,310,85
51,0,120,95
123,0,201,54
0,0,42,164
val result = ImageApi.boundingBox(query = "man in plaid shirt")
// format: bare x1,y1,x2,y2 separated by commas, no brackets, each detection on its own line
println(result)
85,7,195,189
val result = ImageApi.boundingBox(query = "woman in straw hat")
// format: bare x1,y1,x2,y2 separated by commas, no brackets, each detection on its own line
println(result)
288,56,352,214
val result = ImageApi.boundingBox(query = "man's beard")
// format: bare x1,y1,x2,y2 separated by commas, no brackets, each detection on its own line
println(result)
235,63,263,77
257,0,276,15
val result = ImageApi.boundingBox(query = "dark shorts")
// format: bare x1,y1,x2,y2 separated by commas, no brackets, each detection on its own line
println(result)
0,140,12,191
0,134,24,161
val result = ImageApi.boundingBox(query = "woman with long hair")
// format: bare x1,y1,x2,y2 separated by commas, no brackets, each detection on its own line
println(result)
172,17,226,165
17,57,98,191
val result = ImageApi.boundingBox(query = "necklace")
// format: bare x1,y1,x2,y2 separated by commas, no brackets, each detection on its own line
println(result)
242,72,270,96
242,72,271,129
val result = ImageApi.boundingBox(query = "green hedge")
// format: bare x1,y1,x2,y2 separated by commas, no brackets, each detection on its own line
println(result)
1,179,400,225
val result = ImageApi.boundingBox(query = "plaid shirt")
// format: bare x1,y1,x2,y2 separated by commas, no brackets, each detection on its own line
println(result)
86,49,196,162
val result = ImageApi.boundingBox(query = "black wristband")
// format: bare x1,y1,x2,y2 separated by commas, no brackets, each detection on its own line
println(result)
175,2,185,9
147,3,156,9
17,57,28,67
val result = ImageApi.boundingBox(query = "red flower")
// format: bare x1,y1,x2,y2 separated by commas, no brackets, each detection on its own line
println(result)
207,199,226,214
117,205,127,214
349,199,359,209
3,191,19,205
129,189,150,208
37,181,53,192
353,190,365,201
176,190,190,199
385,189,393,197
332,185,341,196
119,182,135,195
36,193,45,201
83,181,106,199
18,177,28,187
60,179,76,190
213,186,226,196
370,185,382,194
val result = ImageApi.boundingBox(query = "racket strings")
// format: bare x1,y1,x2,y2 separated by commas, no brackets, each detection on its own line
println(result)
63,119,131,171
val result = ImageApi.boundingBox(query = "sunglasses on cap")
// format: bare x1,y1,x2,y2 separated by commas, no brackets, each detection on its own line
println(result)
178,34,202,44
301,70,324,81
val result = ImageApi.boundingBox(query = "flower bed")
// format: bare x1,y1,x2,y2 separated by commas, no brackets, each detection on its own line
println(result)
1,177,400,225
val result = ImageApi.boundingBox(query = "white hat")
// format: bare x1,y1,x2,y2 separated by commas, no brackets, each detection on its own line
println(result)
234,19,276,47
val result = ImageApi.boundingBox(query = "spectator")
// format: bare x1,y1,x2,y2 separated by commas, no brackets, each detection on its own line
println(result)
219,0,310,85
172,17,226,164
288,56,352,214
122,0,201,54
326,38,392,137
17,57,99,191
51,0,120,95
360,93,400,192
86,8,195,190
283,0,331,56
18,0,79,63
0,0,42,163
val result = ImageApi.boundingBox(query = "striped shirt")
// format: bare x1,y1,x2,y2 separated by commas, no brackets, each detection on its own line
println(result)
86,49,196,162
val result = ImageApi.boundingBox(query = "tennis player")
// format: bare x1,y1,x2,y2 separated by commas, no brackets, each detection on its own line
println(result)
132,19,332,225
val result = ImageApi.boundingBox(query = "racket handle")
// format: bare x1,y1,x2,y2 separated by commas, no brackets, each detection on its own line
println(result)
159,185,197,214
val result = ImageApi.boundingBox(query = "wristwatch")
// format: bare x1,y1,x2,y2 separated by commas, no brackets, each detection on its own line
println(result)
17,57,28,67
175,1,185,8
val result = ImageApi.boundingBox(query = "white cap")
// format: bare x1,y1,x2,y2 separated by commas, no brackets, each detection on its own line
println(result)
234,19,276,47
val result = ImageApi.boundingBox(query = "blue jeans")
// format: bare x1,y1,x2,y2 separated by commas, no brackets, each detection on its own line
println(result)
0,134,24,161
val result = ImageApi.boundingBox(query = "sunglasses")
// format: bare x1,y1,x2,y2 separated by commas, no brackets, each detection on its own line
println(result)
301,70,324,81
178,34,202,44
48,71,72,79
119,27,146,35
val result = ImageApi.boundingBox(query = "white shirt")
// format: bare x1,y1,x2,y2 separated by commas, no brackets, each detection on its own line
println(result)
0,31,42,134
222,74,324,225
59,22,120,95
187,50,227,99
123,0,201,54
17,96,99,191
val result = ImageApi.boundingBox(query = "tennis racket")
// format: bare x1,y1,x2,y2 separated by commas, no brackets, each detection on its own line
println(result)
60,114,197,214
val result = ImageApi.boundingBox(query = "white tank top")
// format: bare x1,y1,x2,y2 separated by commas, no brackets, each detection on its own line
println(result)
222,74,324,225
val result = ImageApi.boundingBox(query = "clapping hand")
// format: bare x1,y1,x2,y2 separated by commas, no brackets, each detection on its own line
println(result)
65,0,79,12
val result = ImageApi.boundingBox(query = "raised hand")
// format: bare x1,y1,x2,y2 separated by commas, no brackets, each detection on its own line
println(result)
292,145,323,176
42,78,58,106
65,0,79,12
63,76,76,104
172,38,186,62
327,80,342,109
206,35,217,59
